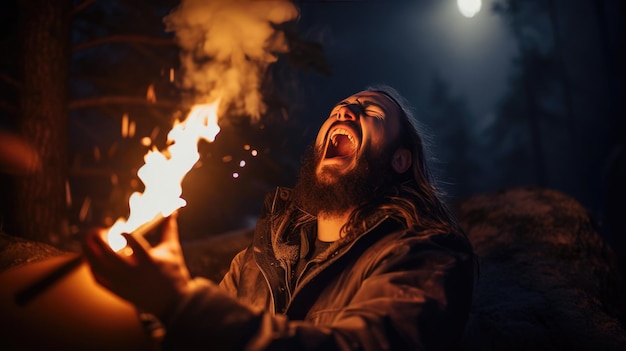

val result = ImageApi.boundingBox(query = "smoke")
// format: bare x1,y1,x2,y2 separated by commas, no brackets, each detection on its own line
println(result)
164,0,299,121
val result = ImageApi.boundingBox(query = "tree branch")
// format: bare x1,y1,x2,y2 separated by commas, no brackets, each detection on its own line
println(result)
0,72,21,88
70,0,95,17
69,96,179,110
73,35,176,52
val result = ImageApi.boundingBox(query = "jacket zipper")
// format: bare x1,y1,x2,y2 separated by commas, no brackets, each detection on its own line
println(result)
291,215,391,302
281,258,293,302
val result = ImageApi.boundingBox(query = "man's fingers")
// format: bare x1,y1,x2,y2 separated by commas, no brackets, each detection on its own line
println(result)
83,228,112,262
83,228,106,250
160,211,180,244
84,229,134,271
122,233,152,263
91,270,115,291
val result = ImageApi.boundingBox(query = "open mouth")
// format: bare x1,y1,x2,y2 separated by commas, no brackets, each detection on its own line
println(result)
325,126,359,159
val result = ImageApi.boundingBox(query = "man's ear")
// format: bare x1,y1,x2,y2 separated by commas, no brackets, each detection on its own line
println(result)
391,148,412,174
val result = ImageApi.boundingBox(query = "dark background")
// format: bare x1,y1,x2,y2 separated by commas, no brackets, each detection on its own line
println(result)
0,0,624,260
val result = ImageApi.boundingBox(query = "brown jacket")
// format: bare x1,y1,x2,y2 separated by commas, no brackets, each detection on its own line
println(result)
162,187,475,351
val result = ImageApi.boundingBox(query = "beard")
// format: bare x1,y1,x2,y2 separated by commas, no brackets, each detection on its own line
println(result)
292,143,398,217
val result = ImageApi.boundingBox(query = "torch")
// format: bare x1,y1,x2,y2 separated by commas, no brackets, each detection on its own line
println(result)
15,101,222,306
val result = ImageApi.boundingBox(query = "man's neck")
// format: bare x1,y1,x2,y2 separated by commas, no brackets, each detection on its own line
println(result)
317,209,354,242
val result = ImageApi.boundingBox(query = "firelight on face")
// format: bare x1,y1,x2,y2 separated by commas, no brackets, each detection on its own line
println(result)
314,91,403,183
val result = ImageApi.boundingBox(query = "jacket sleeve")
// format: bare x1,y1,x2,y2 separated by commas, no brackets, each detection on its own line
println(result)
217,247,249,298
161,233,474,351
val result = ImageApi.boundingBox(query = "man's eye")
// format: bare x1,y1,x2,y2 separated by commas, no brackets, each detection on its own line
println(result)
366,111,384,120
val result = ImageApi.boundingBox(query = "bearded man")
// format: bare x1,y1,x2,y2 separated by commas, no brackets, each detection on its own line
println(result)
83,85,476,351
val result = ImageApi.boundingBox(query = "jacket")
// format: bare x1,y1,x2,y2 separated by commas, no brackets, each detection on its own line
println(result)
162,187,475,351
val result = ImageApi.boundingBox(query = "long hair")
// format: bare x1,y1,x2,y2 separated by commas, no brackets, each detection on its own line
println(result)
340,84,463,238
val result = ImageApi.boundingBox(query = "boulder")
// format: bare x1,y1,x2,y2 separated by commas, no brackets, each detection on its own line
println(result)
458,187,626,351
182,227,254,282
0,232,65,272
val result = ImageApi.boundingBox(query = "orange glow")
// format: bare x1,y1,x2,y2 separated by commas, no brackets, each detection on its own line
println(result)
128,121,136,138
106,101,221,251
121,113,129,138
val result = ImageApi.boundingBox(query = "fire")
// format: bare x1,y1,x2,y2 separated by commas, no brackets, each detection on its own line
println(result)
106,101,221,251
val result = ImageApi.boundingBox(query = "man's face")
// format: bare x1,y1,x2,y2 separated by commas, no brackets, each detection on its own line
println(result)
292,91,405,216
314,91,403,184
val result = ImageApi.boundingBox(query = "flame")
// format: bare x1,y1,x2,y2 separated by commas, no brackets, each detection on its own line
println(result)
106,101,221,251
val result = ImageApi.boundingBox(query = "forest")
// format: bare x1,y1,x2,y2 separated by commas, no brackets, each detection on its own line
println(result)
0,0,625,349
1,0,622,255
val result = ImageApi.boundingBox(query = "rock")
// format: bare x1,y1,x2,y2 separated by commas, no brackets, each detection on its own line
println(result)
182,227,254,282
0,232,65,272
458,186,626,351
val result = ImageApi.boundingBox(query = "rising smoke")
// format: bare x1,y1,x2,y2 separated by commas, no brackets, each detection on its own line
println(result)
164,0,299,121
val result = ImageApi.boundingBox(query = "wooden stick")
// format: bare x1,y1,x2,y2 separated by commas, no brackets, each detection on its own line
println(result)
14,254,84,306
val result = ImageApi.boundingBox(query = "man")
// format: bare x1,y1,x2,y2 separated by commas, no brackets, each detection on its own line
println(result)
84,85,476,350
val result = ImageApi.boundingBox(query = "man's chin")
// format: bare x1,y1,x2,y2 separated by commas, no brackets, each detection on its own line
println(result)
318,154,356,170
315,168,338,185
293,144,392,216
316,162,354,182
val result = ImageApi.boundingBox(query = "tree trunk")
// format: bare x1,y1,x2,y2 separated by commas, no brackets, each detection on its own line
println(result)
15,0,72,244
510,7,547,187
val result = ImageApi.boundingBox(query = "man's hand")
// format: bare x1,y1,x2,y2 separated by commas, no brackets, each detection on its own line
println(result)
82,212,192,321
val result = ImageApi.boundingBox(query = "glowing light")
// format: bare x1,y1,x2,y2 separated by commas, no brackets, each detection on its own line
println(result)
79,197,91,223
121,113,129,138
140,137,151,147
232,172,239,178
93,147,101,161
65,181,72,207
106,101,221,251
150,127,160,141
244,144,251,150
251,149,258,157
128,121,136,138
239,160,246,167
146,84,157,103
457,0,481,18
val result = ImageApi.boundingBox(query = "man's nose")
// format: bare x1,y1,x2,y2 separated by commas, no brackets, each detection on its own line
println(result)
337,104,360,121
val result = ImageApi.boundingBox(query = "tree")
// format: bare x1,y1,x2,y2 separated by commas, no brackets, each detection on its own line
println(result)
9,0,73,245
492,0,624,231
424,73,473,201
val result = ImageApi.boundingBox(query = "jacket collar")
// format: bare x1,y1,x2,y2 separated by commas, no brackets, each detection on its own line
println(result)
265,187,391,266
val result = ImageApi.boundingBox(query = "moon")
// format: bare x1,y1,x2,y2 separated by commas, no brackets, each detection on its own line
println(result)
457,0,482,18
